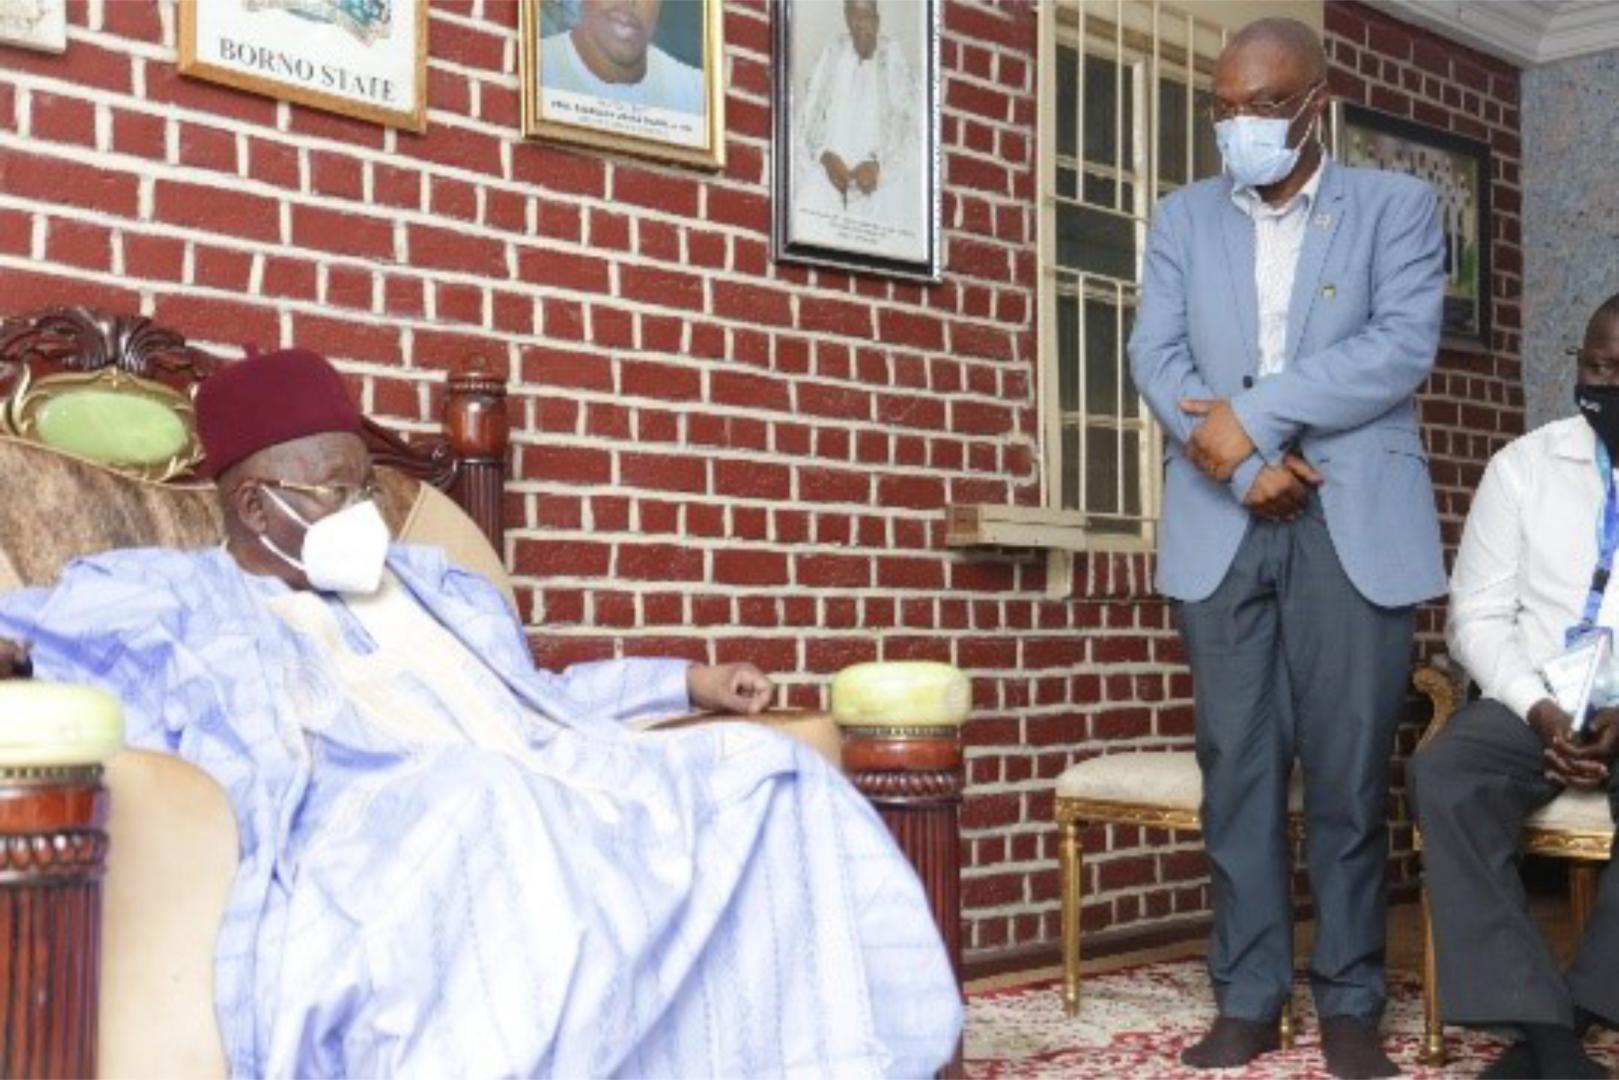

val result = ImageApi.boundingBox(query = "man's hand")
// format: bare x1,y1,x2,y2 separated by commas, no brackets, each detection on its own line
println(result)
687,663,774,716
0,637,32,680
1181,398,1257,482
851,159,881,195
1529,700,1614,789
820,151,850,195
1243,465,1308,522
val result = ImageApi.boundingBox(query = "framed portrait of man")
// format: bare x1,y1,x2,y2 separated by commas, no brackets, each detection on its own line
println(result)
179,0,428,131
772,0,941,282
519,0,726,170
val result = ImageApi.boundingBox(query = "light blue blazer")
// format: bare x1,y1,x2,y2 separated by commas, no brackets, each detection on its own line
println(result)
1127,159,1448,607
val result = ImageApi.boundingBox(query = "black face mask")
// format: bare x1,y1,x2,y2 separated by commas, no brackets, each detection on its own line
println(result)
1575,383,1619,459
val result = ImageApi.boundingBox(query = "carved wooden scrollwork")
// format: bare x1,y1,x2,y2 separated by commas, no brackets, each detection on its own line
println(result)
0,306,223,389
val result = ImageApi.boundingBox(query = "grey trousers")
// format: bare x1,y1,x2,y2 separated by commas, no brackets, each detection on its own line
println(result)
1409,698,1619,1027
1177,500,1415,1022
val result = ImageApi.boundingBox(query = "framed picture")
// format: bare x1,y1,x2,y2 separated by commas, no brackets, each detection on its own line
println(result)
1331,100,1492,347
519,0,725,170
178,0,428,132
772,0,942,282
0,0,67,54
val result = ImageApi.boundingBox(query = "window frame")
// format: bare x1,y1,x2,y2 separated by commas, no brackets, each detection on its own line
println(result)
1036,0,1228,552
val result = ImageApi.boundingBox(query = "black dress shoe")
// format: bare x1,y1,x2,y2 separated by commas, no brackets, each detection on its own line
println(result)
1179,1015,1280,1069
1318,1015,1398,1079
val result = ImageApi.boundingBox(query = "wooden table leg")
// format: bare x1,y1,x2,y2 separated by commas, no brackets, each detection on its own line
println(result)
841,728,964,1079
0,764,109,1079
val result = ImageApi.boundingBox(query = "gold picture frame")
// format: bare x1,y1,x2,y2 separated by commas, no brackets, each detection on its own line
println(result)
519,0,726,170
178,0,429,133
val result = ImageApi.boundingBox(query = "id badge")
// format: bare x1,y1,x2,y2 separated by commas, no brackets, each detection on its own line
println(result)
1544,626,1612,734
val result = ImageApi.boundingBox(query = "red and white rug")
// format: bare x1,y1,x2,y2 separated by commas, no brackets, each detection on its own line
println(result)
965,960,1619,1078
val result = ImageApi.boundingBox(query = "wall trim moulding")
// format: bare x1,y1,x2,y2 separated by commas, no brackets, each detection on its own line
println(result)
1364,0,1619,66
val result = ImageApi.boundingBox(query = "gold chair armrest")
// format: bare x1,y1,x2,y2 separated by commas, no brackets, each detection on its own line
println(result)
1412,663,1462,754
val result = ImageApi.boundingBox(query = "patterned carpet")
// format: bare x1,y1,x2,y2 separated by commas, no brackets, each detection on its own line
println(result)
964,959,1619,1078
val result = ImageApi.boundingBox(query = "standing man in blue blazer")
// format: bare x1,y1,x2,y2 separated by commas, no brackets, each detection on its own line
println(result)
1127,19,1446,1078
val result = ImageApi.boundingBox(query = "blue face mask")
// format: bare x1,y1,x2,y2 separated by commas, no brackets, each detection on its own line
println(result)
1214,85,1322,188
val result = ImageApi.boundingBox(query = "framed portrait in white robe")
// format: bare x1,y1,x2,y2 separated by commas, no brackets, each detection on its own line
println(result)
519,0,726,170
772,0,941,282
0,0,66,54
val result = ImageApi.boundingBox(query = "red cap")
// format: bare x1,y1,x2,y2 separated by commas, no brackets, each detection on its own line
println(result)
196,348,364,478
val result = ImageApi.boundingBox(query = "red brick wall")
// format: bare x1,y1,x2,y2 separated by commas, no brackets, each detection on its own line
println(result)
0,0,1522,966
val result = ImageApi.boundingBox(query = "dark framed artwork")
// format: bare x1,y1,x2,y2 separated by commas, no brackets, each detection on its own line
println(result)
519,0,726,170
772,0,942,282
1331,100,1492,347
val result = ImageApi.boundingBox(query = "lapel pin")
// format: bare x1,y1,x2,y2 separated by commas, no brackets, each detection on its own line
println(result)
1322,284,1337,299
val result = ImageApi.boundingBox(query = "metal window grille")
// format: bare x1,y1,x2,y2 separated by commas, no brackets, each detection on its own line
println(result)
1038,0,1226,545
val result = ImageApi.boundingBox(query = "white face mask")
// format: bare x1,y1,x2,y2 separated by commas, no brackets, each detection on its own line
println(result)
259,487,390,594
1214,84,1322,188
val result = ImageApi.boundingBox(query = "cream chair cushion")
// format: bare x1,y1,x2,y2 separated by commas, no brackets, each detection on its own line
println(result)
1526,788,1616,835
1056,751,1305,816
395,481,516,610
99,751,236,1079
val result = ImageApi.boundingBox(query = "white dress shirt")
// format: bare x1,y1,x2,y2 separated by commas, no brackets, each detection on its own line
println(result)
1230,157,1325,378
1448,416,1619,722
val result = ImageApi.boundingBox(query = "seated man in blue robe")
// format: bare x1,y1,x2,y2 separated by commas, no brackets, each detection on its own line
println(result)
0,348,962,1078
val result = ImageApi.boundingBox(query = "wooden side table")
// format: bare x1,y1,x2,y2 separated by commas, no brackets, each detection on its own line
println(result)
832,662,968,1079
0,683,123,1079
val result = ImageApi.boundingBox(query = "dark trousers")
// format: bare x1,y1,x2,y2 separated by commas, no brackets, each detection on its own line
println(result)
1177,502,1415,1022
1409,698,1619,1027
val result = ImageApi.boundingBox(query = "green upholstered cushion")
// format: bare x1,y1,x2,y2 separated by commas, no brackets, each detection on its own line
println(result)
34,389,191,468
0,682,124,765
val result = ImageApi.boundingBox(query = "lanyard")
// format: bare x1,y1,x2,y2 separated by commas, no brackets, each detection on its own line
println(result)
1571,441,1619,644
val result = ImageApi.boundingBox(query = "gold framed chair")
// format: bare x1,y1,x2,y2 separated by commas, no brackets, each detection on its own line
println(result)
1054,666,1455,1047
1054,753,1304,1046
1412,665,1616,1067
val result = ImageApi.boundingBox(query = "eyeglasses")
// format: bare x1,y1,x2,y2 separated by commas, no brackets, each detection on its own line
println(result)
1207,81,1324,125
1568,348,1619,378
253,476,379,508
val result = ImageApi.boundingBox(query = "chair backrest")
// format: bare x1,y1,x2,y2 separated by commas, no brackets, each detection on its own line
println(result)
0,306,513,599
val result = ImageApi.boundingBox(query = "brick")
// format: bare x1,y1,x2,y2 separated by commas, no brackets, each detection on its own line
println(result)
620,452,707,494
122,234,186,281
706,187,770,233
287,205,391,258
45,219,110,271
613,166,699,217
292,314,402,365
178,123,237,173
31,93,96,147
620,264,704,311
713,281,792,326
616,543,703,582
713,549,789,587
193,245,253,291
153,295,278,351
1,150,139,217
512,144,606,197
112,110,166,159
621,359,701,401
798,467,869,504
799,296,873,338
516,247,611,293
409,223,505,276
715,459,790,500
514,539,611,578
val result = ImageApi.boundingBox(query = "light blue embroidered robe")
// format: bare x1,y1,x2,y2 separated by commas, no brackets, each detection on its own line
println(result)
0,545,962,1078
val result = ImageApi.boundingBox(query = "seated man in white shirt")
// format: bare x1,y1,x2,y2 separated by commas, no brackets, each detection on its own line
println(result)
1411,293,1619,1080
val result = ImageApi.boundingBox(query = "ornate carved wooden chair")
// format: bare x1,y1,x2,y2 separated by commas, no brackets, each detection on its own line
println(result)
0,307,966,1077
1412,662,1615,1066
